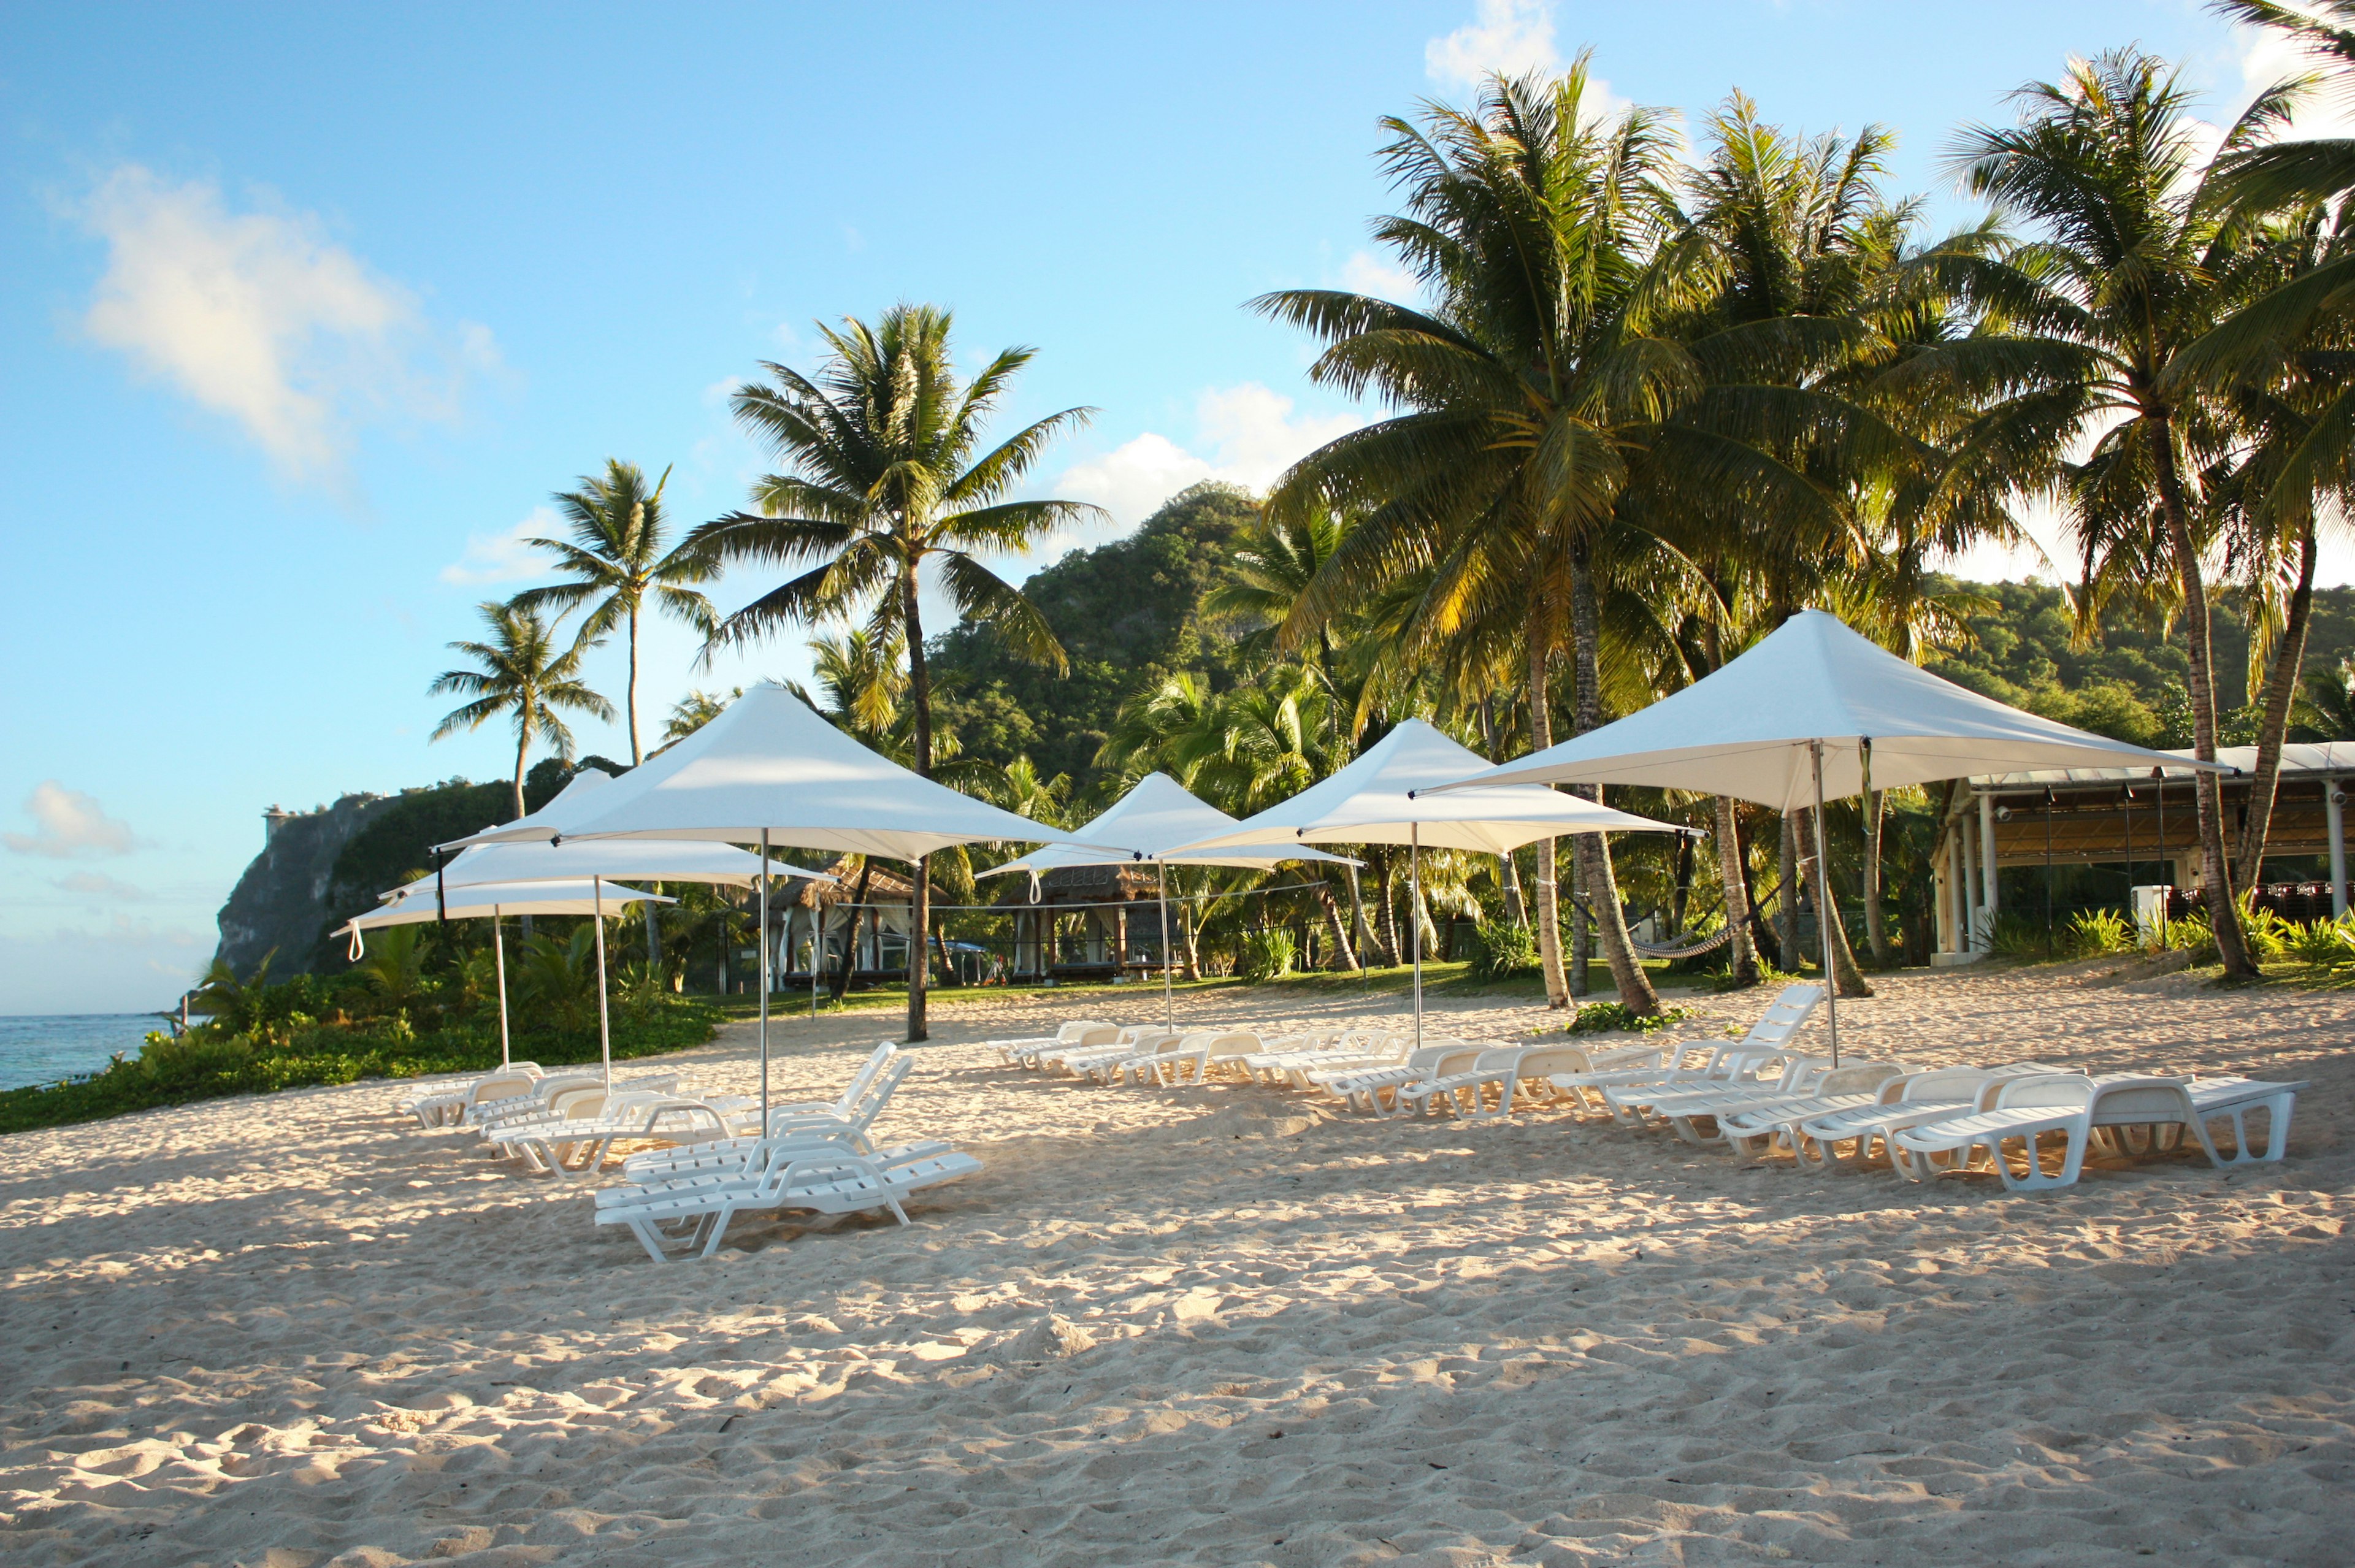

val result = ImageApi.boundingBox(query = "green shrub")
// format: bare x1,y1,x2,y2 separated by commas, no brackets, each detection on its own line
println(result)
2062,909,2134,958
2145,911,2217,963
2240,906,2292,962
1237,928,1296,982
0,995,722,1136
1564,1000,1696,1035
2289,915,2355,969
1989,912,2057,960
1468,919,1539,982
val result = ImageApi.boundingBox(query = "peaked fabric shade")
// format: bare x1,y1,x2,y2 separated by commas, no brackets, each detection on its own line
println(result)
456,684,1105,859
1434,611,2222,811
979,773,1358,877
1166,718,1685,856
342,878,669,932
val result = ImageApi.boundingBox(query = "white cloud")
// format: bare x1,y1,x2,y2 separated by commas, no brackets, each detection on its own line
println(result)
55,871,147,901
1055,383,1365,530
1426,0,1560,90
441,505,560,586
1341,249,1423,303
3,782,137,859
2234,21,2355,142
77,165,495,487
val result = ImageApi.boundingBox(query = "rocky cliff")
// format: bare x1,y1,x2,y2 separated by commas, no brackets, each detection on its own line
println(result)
212,794,391,978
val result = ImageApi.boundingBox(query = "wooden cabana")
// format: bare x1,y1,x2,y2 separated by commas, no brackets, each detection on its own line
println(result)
989,862,1171,983
774,857,922,987
1931,741,2355,960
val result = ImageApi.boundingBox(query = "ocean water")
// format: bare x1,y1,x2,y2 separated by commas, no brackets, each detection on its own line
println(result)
0,1014,163,1092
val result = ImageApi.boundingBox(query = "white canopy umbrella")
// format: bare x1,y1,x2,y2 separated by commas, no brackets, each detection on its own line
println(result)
419,773,829,1087
451,683,1109,1124
1433,610,2226,1060
977,773,1359,1026
336,879,673,1075
1167,719,1690,1045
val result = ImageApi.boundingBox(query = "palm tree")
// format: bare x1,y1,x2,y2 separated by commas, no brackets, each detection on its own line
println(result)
689,310,1100,1040
1922,48,2295,978
1259,64,1872,1013
512,459,718,765
430,600,614,820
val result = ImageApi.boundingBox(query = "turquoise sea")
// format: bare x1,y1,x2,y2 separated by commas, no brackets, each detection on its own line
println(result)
0,1014,162,1092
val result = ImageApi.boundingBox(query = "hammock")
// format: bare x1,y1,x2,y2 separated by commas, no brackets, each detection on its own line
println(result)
1575,878,1788,962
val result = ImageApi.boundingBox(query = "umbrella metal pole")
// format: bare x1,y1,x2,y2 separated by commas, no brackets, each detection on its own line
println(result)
1410,823,1423,1050
493,909,510,1068
759,830,772,1134
1157,860,1174,1030
594,874,613,1088
1810,742,1839,1067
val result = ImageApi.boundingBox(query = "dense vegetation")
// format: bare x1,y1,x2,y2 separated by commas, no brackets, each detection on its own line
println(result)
275,10,2355,1046
4,923,719,1134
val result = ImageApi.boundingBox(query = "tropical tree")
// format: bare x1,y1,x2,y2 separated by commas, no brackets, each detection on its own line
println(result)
512,459,718,765
429,600,615,820
689,305,1102,1038
1258,64,1885,1011
1918,48,2299,978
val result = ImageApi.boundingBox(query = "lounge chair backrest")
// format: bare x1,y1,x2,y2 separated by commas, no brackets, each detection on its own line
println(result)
468,1069,539,1105
1059,1021,1120,1045
2082,1077,2196,1123
1737,983,1825,1049
832,1042,897,1116
1511,1045,1601,1080
1187,1030,1258,1053
1899,1067,1993,1103
1816,1063,1907,1098
1993,1074,2096,1111
850,1054,912,1125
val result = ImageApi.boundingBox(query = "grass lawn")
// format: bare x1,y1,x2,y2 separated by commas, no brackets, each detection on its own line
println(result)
695,958,1730,1022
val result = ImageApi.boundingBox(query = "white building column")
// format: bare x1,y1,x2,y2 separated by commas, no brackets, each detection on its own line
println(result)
1951,829,1970,953
2329,778,2348,919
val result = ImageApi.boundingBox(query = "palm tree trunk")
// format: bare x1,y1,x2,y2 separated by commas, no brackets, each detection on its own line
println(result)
1526,636,1569,1008
1377,859,1404,969
830,861,872,1002
626,606,642,766
1864,789,1890,967
511,725,529,822
1480,696,1529,925
900,564,933,1039
1776,813,1800,963
2234,524,2318,896
1714,795,1761,987
1568,845,1590,997
1568,537,1660,1016
1319,881,1359,971
1808,805,1873,996
2151,417,2257,979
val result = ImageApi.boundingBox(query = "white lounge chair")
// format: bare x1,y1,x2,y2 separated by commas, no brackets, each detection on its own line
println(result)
1097,1030,1253,1087
492,1094,756,1181
1790,1063,2067,1174
1889,1074,2181,1190
1395,1043,1596,1119
990,1020,1120,1067
595,1140,983,1262
622,1052,911,1180
404,1063,543,1128
1319,1041,1485,1115
1601,1048,1828,1131
1709,1063,1917,1157
2177,1076,2308,1165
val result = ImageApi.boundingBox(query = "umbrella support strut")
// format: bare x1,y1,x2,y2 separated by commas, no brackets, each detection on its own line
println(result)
593,874,613,1088
1156,860,1174,1030
759,830,771,1134
1410,823,1423,1050
493,909,510,1068
1810,741,1840,1067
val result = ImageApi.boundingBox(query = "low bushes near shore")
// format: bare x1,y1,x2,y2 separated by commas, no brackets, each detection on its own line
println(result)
0,927,722,1135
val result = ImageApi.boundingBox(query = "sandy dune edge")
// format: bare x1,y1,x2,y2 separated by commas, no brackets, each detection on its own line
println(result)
1,968,2348,1566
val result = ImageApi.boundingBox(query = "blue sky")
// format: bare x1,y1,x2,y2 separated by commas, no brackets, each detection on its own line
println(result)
0,1,2327,1013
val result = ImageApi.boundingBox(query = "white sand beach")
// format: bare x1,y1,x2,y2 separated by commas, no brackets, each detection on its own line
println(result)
1,967,2348,1567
